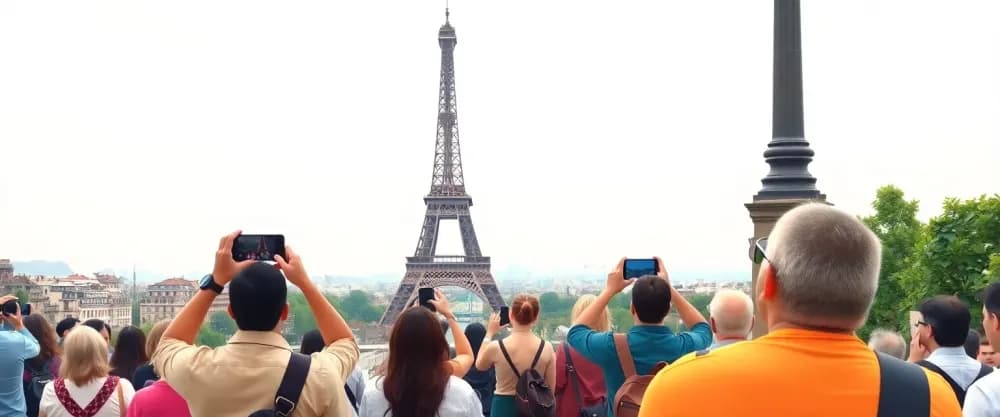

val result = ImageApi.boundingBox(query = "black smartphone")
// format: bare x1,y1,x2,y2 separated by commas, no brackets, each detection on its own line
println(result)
232,234,286,262
418,287,436,312
623,258,659,279
499,306,510,326
1,300,16,316
21,303,31,316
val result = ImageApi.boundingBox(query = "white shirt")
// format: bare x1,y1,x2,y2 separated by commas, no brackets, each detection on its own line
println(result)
40,377,135,417
359,376,482,417
345,368,365,417
965,371,1000,417
927,346,984,390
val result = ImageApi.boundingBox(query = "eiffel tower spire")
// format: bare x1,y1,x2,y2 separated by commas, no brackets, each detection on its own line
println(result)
429,9,466,197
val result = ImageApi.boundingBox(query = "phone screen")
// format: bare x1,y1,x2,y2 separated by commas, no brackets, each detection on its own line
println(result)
418,288,436,312
232,234,286,262
21,303,31,316
499,306,510,326
624,259,658,279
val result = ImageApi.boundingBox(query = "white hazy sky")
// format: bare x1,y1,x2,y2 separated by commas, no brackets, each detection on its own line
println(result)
1,1,997,280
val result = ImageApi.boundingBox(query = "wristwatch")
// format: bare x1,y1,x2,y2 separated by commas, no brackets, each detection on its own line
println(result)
199,274,224,294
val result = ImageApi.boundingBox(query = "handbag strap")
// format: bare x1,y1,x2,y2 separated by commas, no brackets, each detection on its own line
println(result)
116,381,125,417
563,344,585,408
498,339,520,379
613,334,637,378
877,352,929,417
274,353,312,417
530,339,546,370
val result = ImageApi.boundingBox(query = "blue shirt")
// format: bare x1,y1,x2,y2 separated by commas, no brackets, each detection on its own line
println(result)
0,326,41,417
567,322,712,414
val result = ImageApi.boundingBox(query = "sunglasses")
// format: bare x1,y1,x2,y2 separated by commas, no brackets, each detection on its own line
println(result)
749,237,769,264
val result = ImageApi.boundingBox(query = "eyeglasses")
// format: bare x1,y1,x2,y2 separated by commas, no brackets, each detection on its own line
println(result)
749,237,769,264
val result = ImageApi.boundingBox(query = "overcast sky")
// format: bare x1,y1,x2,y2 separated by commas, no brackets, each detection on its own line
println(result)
1,1,997,281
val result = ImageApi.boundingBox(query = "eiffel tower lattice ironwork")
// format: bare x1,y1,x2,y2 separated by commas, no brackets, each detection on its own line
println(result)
379,10,505,326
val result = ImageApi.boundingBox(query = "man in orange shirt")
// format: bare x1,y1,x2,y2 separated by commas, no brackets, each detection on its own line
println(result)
638,203,962,417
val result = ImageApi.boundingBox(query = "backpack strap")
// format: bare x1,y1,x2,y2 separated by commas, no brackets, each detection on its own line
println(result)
529,339,546,370
613,334,637,378
976,364,994,381
563,344,585,408
274,353,312,417
498,339,521,379
344,384,358,414
876,353,929,417
917,360,965,400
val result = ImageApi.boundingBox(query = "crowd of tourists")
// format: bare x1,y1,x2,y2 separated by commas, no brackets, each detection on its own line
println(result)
2,203,1000,417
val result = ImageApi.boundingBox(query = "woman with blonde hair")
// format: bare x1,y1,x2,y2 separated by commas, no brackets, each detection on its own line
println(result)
125,320,190,417
39,326,134,417
476,293,556,417
555,294,610,417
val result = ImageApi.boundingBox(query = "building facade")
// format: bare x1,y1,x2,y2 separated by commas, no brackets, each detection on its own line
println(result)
141,278,198,324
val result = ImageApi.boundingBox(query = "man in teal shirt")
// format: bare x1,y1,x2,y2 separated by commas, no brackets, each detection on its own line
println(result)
567,258,712,414
0,295,40,417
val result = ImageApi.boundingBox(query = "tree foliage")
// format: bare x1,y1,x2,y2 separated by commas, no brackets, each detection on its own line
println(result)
196,325,227,347
210,311,237,336
14,289,29,305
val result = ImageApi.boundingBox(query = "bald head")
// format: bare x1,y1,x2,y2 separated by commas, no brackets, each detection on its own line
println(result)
765,203,882,330
709,289,754,339
868,329,906,359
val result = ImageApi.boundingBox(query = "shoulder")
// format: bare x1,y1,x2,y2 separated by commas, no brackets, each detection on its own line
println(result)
446,376,480,402
964,368,1000,399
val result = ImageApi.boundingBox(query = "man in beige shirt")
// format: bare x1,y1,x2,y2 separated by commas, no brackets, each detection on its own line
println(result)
154,231,360,417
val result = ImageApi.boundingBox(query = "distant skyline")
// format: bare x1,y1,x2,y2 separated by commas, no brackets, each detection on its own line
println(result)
1,1,998,280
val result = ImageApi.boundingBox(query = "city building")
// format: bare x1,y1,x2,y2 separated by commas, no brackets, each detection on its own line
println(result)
0,259,13,281
141,278,198,324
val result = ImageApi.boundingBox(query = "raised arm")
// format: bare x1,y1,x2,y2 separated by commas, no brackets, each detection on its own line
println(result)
430,290,473,377
276,247,353,345
477,313,502,371
574,258,634,328
162,231,253,344
656,257,707,328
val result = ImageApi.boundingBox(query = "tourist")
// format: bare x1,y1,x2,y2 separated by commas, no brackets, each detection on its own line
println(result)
300,329,366,416
967,330,983,359
476,294,555,417
23,315,61,417
110,326,147,383
360,291,482,417
1,295,41,417
963,282,1000,416
637,203,961,417
978,337,997,368
81,319,113,357
567,258,711,415
152,232,359,417
130,320,169,389
707,289,754,350
125,321,190,417
54,318,78,344
915,296,993,405
38,325,133,417
462,322,496,416
556,294,608,417
868,329,907,360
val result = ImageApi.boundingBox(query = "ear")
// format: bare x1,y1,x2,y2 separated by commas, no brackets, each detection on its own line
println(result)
761,263,778,301
630,303,636,316
281,303,290,321
227,305,236,321
710,317,718,334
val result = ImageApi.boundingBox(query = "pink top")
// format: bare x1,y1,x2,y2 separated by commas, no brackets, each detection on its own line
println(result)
125,381,191,417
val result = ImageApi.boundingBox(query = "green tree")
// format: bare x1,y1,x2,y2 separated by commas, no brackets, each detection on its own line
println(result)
686,293,713,319
861,185,925,338
210,311,237,336
13,289,29,305
196,326,226,347
340,290,382,323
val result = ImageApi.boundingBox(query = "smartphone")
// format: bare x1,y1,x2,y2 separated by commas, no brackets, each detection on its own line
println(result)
1,300,16,316
418,287,436,312
499,306,510,326
623,258,659,279
232,234,286,262
21,303,31,316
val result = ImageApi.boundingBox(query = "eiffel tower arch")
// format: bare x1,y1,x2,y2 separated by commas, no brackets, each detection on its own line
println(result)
379,10,504,326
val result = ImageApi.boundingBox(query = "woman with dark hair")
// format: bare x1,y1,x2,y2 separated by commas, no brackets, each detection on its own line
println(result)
463,322,496,416
476,293,555,417
360,290,482,417
23,315,62,417
110,326,148,382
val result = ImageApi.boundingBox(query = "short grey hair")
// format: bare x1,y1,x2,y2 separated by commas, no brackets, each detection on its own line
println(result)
767,203,882,330
868,329,906,359
709,289,754,338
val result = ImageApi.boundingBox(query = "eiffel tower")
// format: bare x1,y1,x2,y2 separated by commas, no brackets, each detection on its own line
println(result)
379,10,505,326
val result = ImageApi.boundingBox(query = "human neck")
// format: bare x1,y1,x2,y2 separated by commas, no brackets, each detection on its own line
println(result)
767,320,854,335
716,335,748,342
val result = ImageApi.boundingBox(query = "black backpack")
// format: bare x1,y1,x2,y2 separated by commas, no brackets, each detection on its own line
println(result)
24,359,54,417
498,339,555,417
248,353,312,417
917,360,993,407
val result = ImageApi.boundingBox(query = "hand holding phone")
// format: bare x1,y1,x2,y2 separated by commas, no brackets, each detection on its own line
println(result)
418,288,437,312
232,234,286,262
499,306,510,327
